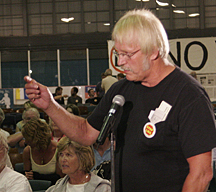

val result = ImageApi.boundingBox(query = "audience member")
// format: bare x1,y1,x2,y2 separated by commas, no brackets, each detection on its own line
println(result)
46,136,111,192
67,87,82,105
10,107,46,153
117,73,125,80
22,119,63,185
66,104,80,116
49,118,64,142
85,88,101,105
16,107,46,132
24,8,216,192
92,160,111,181
0,108,13,169
96,72,106,98
101,69,118,93
0,132,32,192
190,71,198,80
23,100,37,109
92,137,111,170
0,108,10,138
53,87,68,105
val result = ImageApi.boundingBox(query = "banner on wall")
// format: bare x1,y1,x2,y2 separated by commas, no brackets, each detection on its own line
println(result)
15,88,29,100
0,89,13,109
108,37,216,75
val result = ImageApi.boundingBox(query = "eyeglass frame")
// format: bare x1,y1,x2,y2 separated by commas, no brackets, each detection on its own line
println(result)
113,49,141,60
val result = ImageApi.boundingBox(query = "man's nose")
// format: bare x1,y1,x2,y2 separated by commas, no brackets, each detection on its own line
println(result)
117,55,127,66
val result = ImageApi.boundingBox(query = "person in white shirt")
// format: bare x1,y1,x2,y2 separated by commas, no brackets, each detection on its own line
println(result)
0,131,32,192
0,108,13,169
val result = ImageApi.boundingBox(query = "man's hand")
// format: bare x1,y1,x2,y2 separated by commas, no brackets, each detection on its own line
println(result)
24,76,54,110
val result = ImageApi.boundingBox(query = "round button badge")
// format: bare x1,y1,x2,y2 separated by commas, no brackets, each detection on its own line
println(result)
143,122,156,138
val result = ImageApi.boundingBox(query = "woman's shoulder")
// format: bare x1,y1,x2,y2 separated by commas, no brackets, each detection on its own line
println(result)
90,173,111,186
23,145,31,153
46,175,69,192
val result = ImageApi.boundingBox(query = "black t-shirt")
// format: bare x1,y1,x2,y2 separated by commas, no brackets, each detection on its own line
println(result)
53,93,64,105
67,95,82,105
87,67,216,192
85,97,101,105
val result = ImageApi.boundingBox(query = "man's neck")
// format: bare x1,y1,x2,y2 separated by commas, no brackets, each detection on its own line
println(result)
141,59,175,87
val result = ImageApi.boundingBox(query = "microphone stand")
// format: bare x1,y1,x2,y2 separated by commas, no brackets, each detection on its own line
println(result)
110,130,115,192
97,119,116,192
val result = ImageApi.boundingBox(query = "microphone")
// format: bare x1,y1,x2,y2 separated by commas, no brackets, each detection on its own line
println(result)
96,95,125,145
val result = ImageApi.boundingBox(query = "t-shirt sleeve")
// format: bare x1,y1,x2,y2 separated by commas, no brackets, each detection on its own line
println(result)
179,95,216,158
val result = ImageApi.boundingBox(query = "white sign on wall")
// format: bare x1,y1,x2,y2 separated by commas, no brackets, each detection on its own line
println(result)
108,37,216,75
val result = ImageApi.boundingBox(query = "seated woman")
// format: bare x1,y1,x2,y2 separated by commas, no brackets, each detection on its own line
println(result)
12,107,46,154
22,119,63,185
46,136,111,192
49,117,64,142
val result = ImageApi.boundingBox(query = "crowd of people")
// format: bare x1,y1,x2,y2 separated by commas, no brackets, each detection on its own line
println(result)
1,100,112,191
0,8,216,192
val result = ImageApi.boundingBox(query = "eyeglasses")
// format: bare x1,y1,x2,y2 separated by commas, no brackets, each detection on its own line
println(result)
113,49,141,60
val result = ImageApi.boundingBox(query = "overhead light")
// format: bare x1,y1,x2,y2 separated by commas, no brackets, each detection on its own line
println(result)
87,22,91,24
173,10,185,14
61,17,74,23
104,23,110,26
136,0,149,2
156,0,169,6
189,13,200,17
172,4,176,7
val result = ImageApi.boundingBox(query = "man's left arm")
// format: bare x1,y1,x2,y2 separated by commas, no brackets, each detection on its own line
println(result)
182,151,213,192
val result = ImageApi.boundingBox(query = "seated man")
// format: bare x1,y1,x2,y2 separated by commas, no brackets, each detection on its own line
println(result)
67,87,82,105
53,87,68,105
0,131,32,192
85,88,101,105
92,137,111,170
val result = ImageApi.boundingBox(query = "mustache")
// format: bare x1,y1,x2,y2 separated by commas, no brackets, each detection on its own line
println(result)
121,66,133,72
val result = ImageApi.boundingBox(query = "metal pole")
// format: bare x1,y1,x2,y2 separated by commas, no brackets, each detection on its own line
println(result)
57,49,61,86
111,131,115,192
86,48,90,85
0,52,2,88
28,50,31,77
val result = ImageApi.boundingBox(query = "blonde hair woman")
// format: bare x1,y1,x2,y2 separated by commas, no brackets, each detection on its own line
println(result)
46,136,111,192
22,119,63,184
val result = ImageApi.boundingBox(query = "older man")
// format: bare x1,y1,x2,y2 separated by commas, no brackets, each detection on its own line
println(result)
0,132,32,191
24,9,216,192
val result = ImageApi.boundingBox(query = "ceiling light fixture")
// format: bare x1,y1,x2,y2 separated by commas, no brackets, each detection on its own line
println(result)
104,23,110,26
189,13,200,17
156,0,169,6
61,17,74,23
136,0,149,2
173,10,185,14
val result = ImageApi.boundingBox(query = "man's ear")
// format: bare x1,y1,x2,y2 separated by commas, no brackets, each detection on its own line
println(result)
150,49,159,61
